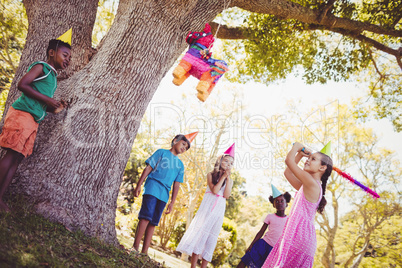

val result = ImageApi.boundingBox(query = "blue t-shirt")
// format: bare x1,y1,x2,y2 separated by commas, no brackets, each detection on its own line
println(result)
143,149,184,203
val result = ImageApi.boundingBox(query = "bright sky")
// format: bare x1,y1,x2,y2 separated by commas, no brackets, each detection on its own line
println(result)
145,69,401,197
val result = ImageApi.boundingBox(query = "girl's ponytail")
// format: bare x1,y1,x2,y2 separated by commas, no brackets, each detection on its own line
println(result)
317,152,333,214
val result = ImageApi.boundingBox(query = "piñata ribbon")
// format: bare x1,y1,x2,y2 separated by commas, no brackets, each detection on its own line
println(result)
333,167,380,199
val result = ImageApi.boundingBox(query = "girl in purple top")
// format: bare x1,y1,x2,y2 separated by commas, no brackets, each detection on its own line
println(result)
237,189,291,268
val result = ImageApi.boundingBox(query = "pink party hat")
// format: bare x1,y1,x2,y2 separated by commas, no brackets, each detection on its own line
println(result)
223,143,235,158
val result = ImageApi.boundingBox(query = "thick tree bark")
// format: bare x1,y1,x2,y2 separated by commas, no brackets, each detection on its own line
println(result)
3,0,227,244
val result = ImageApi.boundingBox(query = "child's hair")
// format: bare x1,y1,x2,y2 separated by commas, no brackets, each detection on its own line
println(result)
171,134,191,149
317,152,333,214
46,39,71,57
269,192,292,205
210,155,233,186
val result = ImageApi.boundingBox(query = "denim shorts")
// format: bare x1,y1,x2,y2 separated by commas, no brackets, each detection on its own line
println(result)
138,194,167,226
241,239,273,268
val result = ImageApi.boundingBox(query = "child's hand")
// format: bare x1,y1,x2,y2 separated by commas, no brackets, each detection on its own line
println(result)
165,202,174,214
53,99,67,114
46,98,63,111
60,99,68,108
224,169,231,178
302,147,312,156
292,142,304,151
133,185,141,197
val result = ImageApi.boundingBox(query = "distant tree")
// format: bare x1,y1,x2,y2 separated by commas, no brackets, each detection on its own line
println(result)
227,195,272,266
225,170,246,220
211,217,237,267
0,0,27,94
338,200,401,268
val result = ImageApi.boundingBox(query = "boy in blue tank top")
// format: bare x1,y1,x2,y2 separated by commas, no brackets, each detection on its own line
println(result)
0,31,72,212
132,132,197,254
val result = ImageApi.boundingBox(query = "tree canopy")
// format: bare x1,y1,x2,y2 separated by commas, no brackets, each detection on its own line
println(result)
213,0,401,131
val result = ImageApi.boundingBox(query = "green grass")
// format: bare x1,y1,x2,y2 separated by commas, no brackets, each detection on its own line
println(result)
0,197,162,267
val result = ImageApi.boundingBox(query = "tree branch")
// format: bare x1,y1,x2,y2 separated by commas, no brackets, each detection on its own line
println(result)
390,2,402,28
228,0,402,39
397,48,402,70
233,0,402,37
210,22,256,40
367,48,385,79
317,0,336,24
339,30,402,70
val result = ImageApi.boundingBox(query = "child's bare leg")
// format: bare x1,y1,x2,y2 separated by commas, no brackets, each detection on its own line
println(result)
133,218,149,251
141,223,155,254
201,258,209,268
0,149,24,211
190,253,199,268
236,260,246,268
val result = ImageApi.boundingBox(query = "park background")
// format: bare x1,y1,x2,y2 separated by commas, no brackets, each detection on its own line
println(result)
1,0,401,267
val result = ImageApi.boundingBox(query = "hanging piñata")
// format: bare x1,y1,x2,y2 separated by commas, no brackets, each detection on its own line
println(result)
172,23,228,102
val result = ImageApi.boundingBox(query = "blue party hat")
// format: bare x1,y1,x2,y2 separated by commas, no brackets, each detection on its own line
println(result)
271,184,282,198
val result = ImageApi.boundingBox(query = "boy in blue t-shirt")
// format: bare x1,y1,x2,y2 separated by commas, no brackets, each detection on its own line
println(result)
132,133,195,254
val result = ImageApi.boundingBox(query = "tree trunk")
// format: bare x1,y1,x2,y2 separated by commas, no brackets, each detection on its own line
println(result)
349,238,370,268
4,0,226,244
320,190,339,268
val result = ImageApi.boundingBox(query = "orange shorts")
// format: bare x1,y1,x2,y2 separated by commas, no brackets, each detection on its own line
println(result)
0,107,39,157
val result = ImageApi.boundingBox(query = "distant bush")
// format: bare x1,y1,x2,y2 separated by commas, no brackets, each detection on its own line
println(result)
211,218,237,267
170,222,186,249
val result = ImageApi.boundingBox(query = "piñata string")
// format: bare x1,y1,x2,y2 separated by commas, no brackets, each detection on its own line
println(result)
333,167,380,199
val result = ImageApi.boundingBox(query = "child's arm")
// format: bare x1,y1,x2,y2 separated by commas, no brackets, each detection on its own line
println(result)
285,143,317,189
223,178,233,198
17,64,63,111
207,170,229,194
133,165,153,197
165,181,180,214
284,151,306,190
246,223,268,252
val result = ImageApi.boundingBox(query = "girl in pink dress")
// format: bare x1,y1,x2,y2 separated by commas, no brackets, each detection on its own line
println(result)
262,142,333,268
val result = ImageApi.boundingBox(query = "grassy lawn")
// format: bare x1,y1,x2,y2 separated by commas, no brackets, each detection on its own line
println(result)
0,197,162,267
117,226,191,268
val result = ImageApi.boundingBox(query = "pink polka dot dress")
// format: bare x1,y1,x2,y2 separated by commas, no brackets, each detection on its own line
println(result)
262,182,322,268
